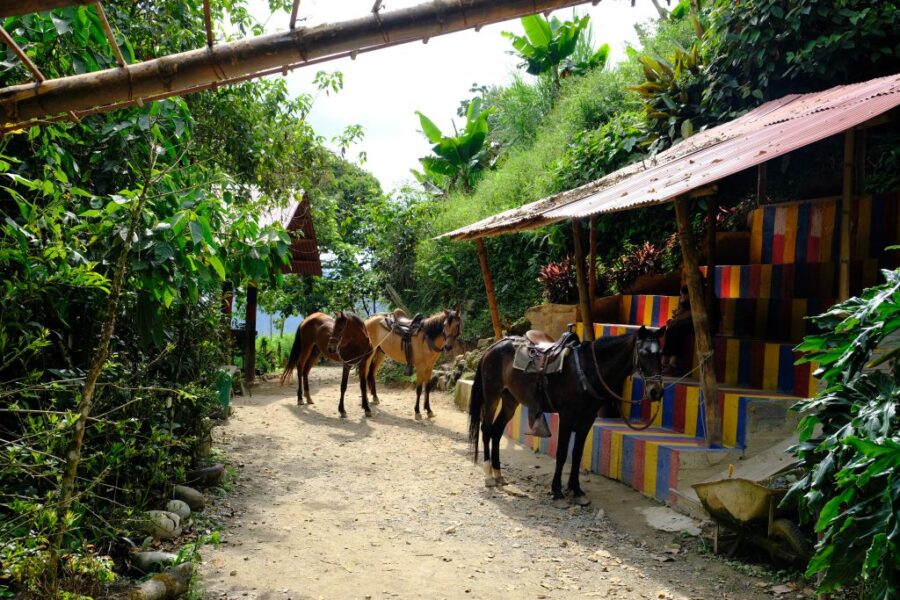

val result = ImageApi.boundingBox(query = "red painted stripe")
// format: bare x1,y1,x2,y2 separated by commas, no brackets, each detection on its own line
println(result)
632,439,645,492
600,430,611,477
666,450,681,504
750,341,765,389
674,385,686,433
749,265,760,298
636,295,646,325
773,233,785,264
548,413,560,458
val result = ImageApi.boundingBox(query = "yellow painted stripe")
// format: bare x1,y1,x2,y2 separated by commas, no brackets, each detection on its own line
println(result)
610,432,623,480
751,209,763,262
619,295,632,323
725,337,740,386
821,200,836,261
582,427,594,471
575,322,584,339
729,266,741,298
722,393,738,448
763,343,780,391
511,405,521,441
684,387,701,437
643,442,659,498
784,205,798,263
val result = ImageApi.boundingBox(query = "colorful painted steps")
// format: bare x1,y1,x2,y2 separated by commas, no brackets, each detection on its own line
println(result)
749,193,900,265
716,297,831,341
707,261,881,300
623,377,800,451
583,320,816,397
503,405,737,505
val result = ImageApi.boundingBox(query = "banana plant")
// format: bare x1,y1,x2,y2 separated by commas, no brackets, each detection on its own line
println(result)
503,14,591,95
412,97,495,194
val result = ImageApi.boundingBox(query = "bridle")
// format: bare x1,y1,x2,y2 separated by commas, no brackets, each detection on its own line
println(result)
327,319,372,367
585,337,663,432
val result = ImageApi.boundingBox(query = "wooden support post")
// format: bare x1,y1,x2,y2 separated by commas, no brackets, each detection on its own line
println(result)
244,285,258,383
572,219,594,341
475,238,503,341
588,215,598,306
756,162,767,205
839,130,855,301
706,197,717,311
674,195,721,446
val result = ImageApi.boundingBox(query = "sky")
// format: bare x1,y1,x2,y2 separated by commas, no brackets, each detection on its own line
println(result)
249,0,660,192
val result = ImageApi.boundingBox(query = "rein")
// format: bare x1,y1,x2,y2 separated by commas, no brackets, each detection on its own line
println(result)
586,340,662,432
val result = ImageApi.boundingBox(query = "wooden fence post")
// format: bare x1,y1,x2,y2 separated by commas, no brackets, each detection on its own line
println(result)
572,219,594,341
674,195,721,446
475,238,503,341
839,129,856,301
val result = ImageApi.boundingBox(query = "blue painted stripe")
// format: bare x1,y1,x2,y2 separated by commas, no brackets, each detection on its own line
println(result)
656,447,672,503
796,202,810,265
778,344,795,394
735,396,749,449
621,436,635,483
761,206,775,263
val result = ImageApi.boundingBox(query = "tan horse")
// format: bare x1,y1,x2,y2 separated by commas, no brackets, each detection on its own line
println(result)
280,311,374,417
364,309,462,419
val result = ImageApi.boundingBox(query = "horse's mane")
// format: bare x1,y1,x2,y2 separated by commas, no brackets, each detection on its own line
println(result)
588,332,636,351
422,311,451,341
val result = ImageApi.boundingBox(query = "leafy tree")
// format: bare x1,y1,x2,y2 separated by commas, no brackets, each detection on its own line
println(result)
413,97,495,194
503,14,591,95
786,269,900,598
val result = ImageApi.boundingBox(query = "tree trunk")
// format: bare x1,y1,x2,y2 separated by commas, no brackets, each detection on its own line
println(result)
245,285,258,383
648,0,669,19
674,195,721,447
48,164,155,591
572,219,594,341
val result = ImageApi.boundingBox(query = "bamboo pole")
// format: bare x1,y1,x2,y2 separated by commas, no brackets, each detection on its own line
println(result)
706,197,717,311
475,238,503,341
0,0,92,17
245,285,258,383
588,215,598,306
674,195,721,447
94,3,128,68
0,0,594,124
572,219,594,341
839,130,855,301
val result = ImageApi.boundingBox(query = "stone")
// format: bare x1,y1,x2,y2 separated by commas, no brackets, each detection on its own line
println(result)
132,551,177,573
146,510,182,539
476,338,493,350
166,499,191,521
173,484,206,511
184,463,225,488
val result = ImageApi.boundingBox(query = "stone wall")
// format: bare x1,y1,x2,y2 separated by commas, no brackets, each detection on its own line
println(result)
523,303,577,339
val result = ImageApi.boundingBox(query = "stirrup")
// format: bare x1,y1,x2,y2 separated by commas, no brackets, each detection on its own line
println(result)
529,414,551,438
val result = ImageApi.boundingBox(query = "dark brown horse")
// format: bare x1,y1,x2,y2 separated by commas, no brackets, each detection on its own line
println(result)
280,311,374,417
364,309,462,419
468,327,664,506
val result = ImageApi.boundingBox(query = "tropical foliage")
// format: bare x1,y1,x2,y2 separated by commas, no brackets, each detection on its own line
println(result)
503,14,591,94
787,269,900,598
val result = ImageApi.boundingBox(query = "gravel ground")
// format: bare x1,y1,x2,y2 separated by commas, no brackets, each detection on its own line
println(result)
200,364,787,600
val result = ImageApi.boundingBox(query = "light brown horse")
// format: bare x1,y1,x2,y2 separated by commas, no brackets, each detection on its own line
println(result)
280,311,374,417
364,309,462,419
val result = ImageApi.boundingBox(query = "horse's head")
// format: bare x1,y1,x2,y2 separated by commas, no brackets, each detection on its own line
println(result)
326,310,349,355
441,308,462,351
635,326,665,401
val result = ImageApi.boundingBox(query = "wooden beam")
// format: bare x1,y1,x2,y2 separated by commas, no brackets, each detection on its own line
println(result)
674,195,721,447
705,197,717,311
0,0,594,124
203,0,215,47
475,238,503,341
572,219,594,341
756,162,767,205
0,0,92,17
588,215,598,306
94,3,128,67
244,285,258,383
0,26,46,81
289,0,301,29
839,130,855,301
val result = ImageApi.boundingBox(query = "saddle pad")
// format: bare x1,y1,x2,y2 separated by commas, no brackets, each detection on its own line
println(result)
512,340,569,375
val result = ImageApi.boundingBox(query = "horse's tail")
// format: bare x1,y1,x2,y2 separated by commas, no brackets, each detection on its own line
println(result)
279,330,304,385
468,360,485,464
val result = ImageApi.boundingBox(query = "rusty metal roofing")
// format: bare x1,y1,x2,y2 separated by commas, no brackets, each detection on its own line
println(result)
261,193,323,276
441,72,900,240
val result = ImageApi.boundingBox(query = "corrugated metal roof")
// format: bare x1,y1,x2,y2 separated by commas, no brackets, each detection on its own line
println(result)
441,73,900,240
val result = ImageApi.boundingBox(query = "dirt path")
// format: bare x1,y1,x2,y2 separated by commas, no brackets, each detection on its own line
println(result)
201,364,776,600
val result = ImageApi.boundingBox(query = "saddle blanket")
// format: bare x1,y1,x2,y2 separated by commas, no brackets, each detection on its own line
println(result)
511,339,569,375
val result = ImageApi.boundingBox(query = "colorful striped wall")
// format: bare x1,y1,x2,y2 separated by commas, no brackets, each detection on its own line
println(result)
620,295,680,328
711,261,882,300
749,193,900,265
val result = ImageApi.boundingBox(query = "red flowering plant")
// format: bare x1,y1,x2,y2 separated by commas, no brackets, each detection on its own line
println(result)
537,256,579,304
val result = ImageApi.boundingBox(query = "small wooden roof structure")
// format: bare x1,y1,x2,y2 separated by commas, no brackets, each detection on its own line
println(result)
0,0,597,134
440,72,900,240
261,193,323,277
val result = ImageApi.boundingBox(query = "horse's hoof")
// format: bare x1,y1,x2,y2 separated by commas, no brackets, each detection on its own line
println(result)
426,410,436,419
573,495,592,507
339,411,347,419
415,412,423,421
364,409,372,418
494,475,508,486
484,476,497,488
552,497,570,509
371,398,380,406
306,399,315,405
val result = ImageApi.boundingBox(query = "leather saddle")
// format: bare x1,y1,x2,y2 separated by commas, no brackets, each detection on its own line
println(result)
384,309,424,375
513,329,579,375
